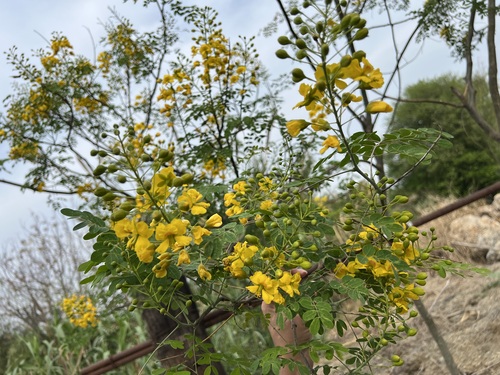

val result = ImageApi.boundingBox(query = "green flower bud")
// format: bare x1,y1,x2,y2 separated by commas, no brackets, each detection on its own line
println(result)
172,177,184,187
93,165,107,176
356,19,367,29
349,14,361,27
300,260,312,269
315,21,324,33
275,49,290,59
98,150,107,157
353,28,369,41
299,25,309,35
352,50,366,61
90,149,98,156
291,68,306,81
340,54,352,67
108,164,119,173
117,175,127,183
296,38,307,49
290,7,300,15
278,36,292,45
412,287,425,296
112,147,121,155
293,16,303,25
159,149,173,161
321,44,330,59
340,14,353,30
111,209,127,221
102,192,117,202
121,201,136,212
94,187,108,197
245,234,260,245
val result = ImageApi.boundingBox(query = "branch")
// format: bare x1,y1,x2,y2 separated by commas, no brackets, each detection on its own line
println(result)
451,87,500,142
382,95,464,109
487,0,500,128
0,178,77,195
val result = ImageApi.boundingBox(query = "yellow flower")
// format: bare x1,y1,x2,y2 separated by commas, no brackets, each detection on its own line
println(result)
286,119,310,137
156,219,191,253
178,189,210,215
246,271,283,304
366,101,393,114
258,177,274,192
205,214,222,228
260,200,273,210
198,264,212,281
114,218,135,239
133,222,155,262
192,225,211,245
311,118,331,132
177,250,191,266
388,284,420,313
233,180,248,194
135,239,155,263
150,167,175,201
319,135,341,154
278,271,302,297
153,259,169,278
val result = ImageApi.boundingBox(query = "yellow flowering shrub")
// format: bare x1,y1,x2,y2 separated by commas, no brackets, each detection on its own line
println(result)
1,1,462,373
61,295,98,328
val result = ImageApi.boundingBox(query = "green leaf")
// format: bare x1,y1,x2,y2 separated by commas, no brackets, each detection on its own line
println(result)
165,340,185,350
78,260,95,273
60,208,81,217
302,310,317,322
309,318,321,335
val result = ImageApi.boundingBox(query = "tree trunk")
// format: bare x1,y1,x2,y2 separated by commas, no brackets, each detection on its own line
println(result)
142,278,227,374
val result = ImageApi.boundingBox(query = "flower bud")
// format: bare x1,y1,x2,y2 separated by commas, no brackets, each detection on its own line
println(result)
94,187,108,197
352,50,366,61
293,16,303,25
93,165,107,176
291,68,306,81
110,209,128,221
290,7,300,15
278,36,292,45
340,54,352,67
353,28,369,41
275,49,290,59
244,234,260,245
299,26,309,35
296,49,308,60
340,14,353,30
296,38,307,49
321,44,330,59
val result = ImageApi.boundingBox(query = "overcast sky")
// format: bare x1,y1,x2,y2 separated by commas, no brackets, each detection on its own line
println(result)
0,1,483,246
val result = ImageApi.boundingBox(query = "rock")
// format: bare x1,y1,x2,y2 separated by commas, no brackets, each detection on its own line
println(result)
449,212,500,263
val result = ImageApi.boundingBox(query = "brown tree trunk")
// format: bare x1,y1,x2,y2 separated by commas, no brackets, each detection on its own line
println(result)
142,278,227,374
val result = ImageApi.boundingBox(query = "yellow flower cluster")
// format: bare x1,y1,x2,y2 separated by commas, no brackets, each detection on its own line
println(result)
334,225,423,312
9,141,39,161
112,165,222,280
286,57,393,141
61,295,97,328
222,241,301,304
202,159,227,179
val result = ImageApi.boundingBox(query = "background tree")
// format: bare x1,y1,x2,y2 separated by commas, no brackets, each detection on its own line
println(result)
386,74,500,198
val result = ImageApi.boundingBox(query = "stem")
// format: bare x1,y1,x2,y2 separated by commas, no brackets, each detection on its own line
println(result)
414,300,461,375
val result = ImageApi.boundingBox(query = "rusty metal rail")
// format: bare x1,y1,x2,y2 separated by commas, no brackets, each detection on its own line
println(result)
80,181,500,375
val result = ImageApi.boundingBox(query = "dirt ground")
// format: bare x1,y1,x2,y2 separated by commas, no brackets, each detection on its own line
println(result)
377,262,500,375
